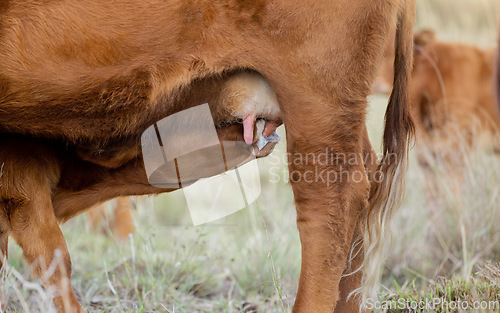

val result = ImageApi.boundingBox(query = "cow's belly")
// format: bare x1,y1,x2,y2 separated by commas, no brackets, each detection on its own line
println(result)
65,71,282,170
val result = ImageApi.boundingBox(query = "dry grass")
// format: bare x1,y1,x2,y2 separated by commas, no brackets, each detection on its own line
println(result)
2,0,500,312
375,0,500,309
2,134,301,313
415,0,499,47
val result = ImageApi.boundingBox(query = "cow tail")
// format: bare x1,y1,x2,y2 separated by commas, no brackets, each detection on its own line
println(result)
356,0,416,307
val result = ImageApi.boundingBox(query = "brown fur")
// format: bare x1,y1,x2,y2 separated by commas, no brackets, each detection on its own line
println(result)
0,1,415,312
496,27,500,117
359,1,415,303
87,197,135,240
376,29,500,156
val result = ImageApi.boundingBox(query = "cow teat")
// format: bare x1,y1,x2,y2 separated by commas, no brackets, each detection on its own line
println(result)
217,71,282,146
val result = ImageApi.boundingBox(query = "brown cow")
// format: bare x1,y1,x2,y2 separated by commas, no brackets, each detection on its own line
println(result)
0,1,416,312
496,27,500,120
376,29,500,162
87,196,135,240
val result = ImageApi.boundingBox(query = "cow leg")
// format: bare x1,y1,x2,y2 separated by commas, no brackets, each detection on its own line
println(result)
8,195,84,313
112,197,135,240
0,143,85,313
87,198,134,240
0,228,7,270
277,90,370,312
333,127,377,313
0,226,8,310
334,229,365,313
87,203,107,231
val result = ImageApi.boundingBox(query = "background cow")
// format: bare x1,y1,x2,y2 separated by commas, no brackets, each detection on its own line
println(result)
376,29,500,163
87,197,135,240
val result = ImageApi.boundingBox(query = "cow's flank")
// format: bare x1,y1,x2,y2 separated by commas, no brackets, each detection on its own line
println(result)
0,1,416,312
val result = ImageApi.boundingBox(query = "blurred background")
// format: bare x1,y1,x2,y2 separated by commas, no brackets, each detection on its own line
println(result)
2,0,500,312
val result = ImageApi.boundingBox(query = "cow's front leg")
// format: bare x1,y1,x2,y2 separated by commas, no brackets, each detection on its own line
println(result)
0,226,7,311
333,128,377,313
0,139,85,313
280,93,370,312
8,192,84,313
0,227,7,272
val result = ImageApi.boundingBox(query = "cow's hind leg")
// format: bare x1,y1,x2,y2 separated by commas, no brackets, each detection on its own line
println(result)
334,128,378,312
276,89,371,312
334,229,366,313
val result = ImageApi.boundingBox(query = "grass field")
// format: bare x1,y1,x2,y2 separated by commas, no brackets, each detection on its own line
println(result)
2,0,500,312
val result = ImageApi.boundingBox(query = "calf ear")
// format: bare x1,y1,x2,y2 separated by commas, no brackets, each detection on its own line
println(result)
414,28,436,48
